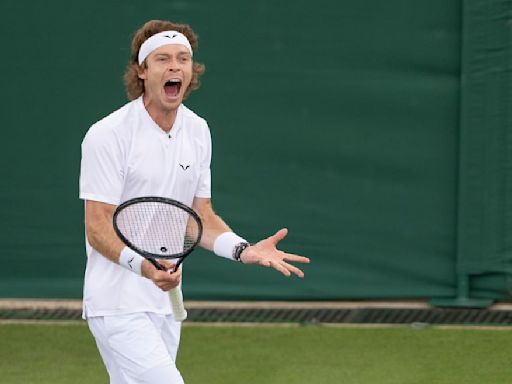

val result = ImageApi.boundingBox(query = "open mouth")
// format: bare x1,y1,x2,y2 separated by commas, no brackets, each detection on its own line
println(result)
164,79,182,98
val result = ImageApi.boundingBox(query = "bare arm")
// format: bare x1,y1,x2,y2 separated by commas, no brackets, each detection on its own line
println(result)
85,200,125,263
85,200,181,291
192,197,232,250
192,197,310,277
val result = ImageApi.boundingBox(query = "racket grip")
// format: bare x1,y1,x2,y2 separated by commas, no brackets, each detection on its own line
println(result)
169,287,187,321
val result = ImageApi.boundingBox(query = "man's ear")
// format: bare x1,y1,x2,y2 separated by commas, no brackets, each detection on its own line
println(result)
137,64,147,80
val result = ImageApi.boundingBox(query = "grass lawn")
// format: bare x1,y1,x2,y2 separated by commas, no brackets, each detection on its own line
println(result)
1,323,511,383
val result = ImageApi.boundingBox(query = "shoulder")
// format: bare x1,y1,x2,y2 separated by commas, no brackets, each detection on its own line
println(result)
82,99,138,145
179,104,211,149
180,104,209,132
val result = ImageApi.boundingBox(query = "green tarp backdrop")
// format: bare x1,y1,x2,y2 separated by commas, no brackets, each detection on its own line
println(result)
0,0,510,304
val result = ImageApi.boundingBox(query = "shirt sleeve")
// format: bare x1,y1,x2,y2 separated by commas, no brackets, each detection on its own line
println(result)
194,122,212,198
79,124,125,205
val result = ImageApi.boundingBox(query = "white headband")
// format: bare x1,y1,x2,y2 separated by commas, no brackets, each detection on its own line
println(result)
138,30,193,65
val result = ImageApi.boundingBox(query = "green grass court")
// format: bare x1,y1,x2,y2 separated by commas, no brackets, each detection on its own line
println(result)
1,323,511,383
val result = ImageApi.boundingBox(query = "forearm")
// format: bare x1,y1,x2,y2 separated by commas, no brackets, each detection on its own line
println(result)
196,206,232,250
192,197,249,262
85,201,125,263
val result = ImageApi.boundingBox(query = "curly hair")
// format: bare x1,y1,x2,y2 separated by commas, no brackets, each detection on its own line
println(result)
123,20,206,100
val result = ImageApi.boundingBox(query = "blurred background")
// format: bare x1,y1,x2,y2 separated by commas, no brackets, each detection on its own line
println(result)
0,0,510,306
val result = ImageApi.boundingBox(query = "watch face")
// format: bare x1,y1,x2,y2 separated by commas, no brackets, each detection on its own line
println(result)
234,242,250,261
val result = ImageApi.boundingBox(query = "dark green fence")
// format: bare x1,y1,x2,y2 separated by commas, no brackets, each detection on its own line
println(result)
0,0,510,305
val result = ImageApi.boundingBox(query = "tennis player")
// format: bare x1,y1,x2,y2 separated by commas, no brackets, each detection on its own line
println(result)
79,19,310,384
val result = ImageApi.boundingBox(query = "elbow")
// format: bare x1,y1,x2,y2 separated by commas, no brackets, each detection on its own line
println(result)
84,200,116,251
85,220,101,249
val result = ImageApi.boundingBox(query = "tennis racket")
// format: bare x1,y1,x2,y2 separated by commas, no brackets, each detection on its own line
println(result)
113,196,202,321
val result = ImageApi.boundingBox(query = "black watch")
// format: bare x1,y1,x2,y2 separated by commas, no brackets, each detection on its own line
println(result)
233,242,250,262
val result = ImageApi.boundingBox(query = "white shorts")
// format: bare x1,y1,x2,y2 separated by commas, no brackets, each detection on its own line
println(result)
87,312,184,384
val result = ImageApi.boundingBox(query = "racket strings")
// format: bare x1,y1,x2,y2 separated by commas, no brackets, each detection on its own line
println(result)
116,201,200,257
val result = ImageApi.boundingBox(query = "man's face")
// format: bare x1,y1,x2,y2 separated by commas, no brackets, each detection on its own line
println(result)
138,44,193,111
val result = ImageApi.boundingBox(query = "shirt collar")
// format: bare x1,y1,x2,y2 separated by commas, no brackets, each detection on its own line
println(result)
137,96,183,137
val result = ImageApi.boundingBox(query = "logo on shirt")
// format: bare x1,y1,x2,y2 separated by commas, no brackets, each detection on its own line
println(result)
179,164,190,170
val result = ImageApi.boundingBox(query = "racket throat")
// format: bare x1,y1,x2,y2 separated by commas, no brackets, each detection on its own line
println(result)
149,258,182,273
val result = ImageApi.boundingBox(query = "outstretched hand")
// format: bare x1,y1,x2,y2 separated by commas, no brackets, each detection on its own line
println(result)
240,228,310,277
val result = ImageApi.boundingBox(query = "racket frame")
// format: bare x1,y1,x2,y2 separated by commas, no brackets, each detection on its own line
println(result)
113,196,203,266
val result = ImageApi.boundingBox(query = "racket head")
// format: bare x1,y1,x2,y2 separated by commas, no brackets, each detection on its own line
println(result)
113,196,203,260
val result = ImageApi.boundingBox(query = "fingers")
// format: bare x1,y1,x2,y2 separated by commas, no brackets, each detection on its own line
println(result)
281,261,305,278
152,268,181,291
270,228,288,244
282,253,311,264
158,259,177,271
264,258,306,278
267,259,291,277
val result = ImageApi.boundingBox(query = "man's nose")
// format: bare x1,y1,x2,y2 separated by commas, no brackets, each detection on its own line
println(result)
167,59,179,71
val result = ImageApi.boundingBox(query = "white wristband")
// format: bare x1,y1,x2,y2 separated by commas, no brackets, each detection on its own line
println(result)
119,247,145,276
213,232,247,260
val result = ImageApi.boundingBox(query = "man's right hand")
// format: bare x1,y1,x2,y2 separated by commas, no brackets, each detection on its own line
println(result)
141,259,182,292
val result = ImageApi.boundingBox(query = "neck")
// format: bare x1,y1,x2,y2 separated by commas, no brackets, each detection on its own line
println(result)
143,94,178,132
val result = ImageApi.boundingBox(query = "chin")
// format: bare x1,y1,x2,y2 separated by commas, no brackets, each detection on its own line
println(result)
162,97,182,110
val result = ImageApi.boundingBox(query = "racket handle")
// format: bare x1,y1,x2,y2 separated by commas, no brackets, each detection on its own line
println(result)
169,287,187,321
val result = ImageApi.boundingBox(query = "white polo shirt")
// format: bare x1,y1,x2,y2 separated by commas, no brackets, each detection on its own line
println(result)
79,96,211,318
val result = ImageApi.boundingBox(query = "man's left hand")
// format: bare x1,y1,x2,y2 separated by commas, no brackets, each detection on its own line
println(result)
240,228,310,278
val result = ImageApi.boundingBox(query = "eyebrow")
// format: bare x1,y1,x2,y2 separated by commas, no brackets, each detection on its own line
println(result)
154,51,191,58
